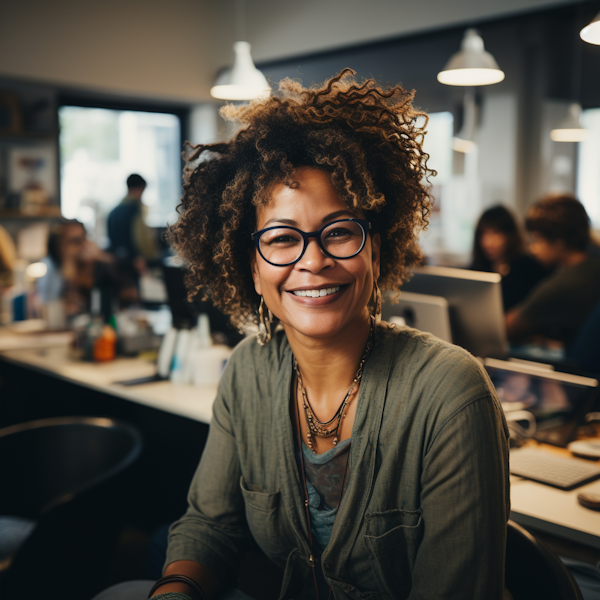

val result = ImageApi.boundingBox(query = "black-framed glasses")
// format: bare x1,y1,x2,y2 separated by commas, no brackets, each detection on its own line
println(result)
251,218,371,267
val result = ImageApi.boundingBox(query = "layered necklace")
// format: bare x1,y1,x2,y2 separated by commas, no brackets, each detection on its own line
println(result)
293,317,375,452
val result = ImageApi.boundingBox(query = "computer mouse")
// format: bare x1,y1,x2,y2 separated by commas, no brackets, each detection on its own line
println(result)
577,492,600,511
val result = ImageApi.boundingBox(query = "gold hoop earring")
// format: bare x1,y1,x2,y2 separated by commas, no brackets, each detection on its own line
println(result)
257,297,273,345
372,281,382,327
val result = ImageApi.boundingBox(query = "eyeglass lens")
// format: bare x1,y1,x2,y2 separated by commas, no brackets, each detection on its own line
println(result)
258,221,365,265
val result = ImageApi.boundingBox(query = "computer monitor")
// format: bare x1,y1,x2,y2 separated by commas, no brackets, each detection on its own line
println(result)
400,265,508,358
382,291,452,344
484,357,599,447
161,257,243,346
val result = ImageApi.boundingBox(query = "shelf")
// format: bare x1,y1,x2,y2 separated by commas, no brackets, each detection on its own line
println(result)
0,131,58,144
0,206,61,219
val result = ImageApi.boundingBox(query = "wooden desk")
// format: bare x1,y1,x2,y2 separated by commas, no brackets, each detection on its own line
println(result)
0,332,218,423
509,440,600,562
0,332,221,528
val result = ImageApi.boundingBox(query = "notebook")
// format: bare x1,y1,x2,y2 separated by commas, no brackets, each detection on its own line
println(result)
483,358,599,447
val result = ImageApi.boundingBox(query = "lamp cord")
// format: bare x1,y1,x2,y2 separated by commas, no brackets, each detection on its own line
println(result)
572,3,584,103
235,0,246,42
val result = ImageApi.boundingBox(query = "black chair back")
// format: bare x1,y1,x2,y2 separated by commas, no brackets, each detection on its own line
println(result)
0,417,143,600
505,520,583,600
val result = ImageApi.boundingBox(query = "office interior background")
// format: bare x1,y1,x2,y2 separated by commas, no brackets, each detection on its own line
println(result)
2,0,600,599
1,0,600,261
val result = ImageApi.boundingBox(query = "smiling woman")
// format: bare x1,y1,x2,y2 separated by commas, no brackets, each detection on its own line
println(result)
95,69,510,600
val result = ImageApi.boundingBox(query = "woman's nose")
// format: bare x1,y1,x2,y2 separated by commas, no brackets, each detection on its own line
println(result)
295,238,335,272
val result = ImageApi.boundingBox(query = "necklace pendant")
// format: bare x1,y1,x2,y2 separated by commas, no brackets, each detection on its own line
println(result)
333,437,338,445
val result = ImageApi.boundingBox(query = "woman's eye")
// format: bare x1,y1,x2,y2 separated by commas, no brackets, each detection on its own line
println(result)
263,234,300,245
325,227,353,239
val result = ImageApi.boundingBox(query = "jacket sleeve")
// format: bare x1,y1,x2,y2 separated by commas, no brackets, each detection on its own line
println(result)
408,391,510,600
165,361,253,584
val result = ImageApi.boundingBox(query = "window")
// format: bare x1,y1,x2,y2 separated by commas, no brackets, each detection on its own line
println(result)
416,111,456,259
59,106,182,244
577,108,600,228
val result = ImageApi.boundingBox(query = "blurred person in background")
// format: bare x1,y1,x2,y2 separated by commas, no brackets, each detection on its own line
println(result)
0,222,17,289
37,219,113,317
506,194,600,350
470,205,548,312
107,174,159,294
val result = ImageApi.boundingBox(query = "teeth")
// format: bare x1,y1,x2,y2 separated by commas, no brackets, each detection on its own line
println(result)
293,286,340,298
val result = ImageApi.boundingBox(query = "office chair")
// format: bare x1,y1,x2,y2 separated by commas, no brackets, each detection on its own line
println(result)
505,520,583,600
0,416,143,600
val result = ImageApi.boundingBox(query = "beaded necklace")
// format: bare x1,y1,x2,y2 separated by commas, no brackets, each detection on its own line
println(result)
293,317,375,452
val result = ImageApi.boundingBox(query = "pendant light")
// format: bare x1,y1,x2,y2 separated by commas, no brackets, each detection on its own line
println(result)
210,0,270,101
437,29,505,86
452,89,478,153
580,11,600,45
550,102,587,142
551,12,587,143
210,42,270,100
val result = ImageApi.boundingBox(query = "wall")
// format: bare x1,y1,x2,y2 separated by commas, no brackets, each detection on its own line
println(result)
0,0,221,102
241,0,580,64
0,0,583,102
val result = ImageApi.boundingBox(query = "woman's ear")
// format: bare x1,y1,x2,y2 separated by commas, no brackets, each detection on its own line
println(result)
250,250,262,296
371,232,381,282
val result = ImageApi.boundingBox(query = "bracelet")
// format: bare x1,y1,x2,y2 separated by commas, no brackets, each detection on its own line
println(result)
147,575,207,600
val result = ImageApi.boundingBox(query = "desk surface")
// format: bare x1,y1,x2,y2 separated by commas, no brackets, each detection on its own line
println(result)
510,470,600,552
2,329,600,554
0,331,217,424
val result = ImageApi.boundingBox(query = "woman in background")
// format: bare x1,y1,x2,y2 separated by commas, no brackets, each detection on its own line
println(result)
37,219,113,317
470,205,548,312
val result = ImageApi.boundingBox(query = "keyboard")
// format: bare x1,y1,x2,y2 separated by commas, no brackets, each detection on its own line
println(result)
510,448,600,490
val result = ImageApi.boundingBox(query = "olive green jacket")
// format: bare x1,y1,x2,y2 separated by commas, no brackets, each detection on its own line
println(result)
167,325,510,600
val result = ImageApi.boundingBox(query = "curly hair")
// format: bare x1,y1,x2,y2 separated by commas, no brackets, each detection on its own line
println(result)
168,69,435,331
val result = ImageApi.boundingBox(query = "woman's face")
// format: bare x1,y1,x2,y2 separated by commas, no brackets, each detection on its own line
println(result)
251,167,380,343
480,228,508,263
60,224,86,260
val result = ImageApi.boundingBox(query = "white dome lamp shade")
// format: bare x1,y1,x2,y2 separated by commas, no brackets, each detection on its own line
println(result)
210,41,271,101
550,102,588,142
581,11,600,45
437,29,505,86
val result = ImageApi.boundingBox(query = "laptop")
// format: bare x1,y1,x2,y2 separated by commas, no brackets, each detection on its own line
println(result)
382,291,453,344
483,358,599,447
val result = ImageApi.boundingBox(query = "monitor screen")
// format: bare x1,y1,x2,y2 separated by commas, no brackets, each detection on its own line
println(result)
484,358,598,446
400,265,507,358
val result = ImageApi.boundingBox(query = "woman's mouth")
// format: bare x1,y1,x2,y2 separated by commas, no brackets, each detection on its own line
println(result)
291,286,341,298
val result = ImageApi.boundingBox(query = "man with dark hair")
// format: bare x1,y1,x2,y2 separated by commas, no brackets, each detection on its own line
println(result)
506,194,600,348
126,173,147,190
107,174,158,290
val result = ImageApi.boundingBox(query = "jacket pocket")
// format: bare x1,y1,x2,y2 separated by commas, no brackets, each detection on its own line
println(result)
240,477,282,560
364,509,423,599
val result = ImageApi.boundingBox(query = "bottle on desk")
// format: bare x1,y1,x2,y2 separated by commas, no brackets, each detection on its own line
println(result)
84,289,116,362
